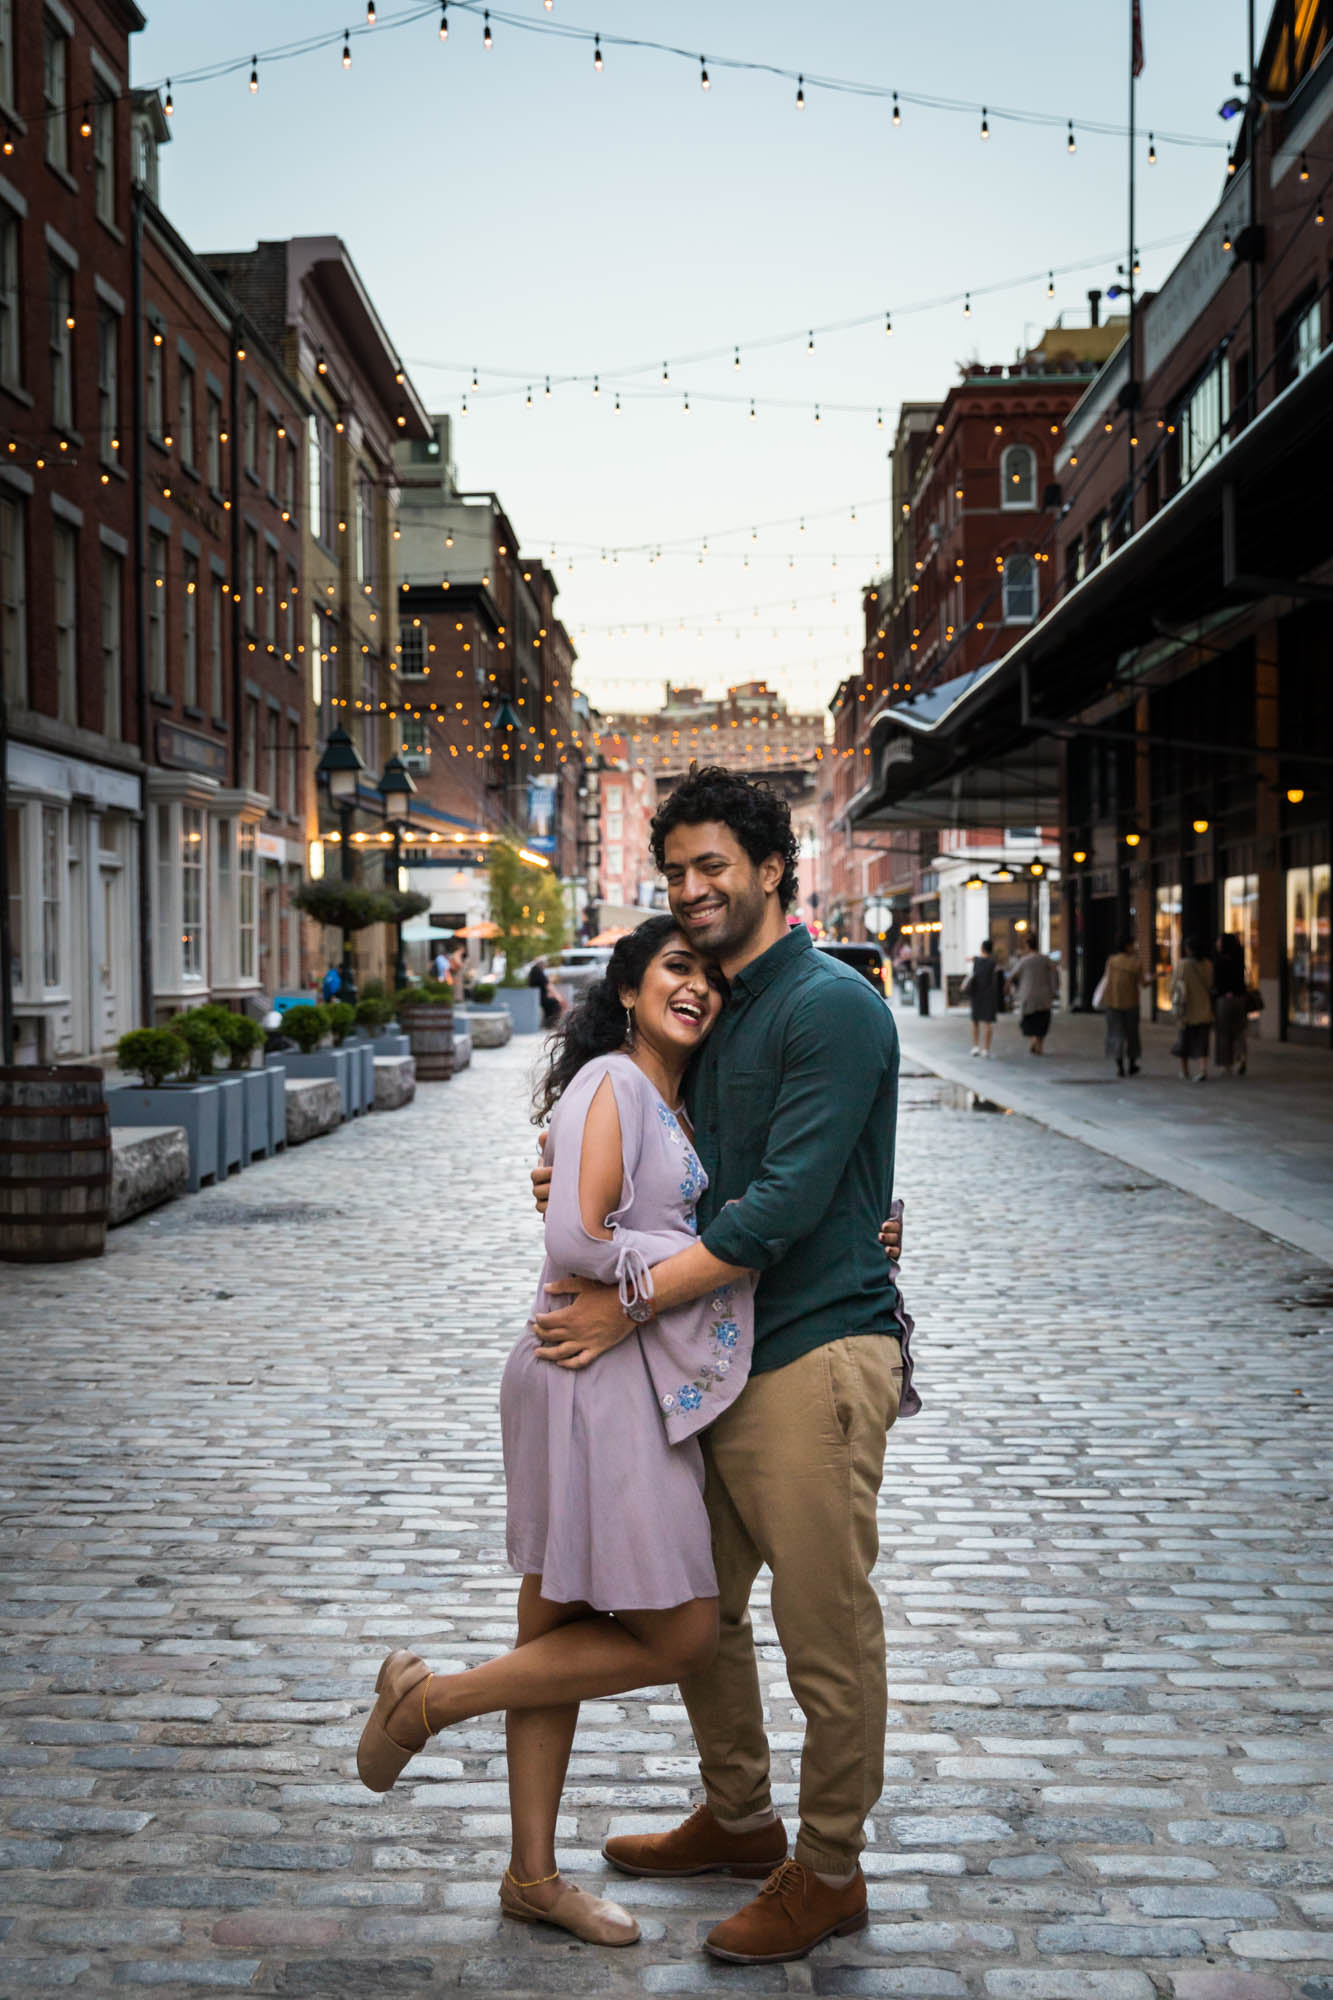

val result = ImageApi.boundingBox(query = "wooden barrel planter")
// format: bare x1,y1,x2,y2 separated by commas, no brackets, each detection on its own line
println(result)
398,1003,455,1082
0,1066,111,1263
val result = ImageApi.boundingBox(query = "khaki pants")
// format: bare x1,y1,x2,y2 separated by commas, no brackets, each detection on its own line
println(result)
679,1334,903,1875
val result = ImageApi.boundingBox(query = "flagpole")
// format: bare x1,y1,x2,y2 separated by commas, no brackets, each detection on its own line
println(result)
1127,0,1138,518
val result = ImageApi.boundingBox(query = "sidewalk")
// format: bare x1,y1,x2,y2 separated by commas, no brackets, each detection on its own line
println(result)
894,999,1333,1267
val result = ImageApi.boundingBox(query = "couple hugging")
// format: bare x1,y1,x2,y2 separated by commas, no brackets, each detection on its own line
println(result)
356,765,919,1966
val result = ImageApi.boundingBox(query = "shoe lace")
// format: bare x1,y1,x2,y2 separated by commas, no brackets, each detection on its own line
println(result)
760,1859,806,1906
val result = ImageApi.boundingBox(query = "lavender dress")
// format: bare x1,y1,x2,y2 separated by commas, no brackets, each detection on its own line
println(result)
501,1053,756,1610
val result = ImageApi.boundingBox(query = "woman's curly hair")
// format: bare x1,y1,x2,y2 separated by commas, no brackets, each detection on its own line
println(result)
649,765,800,910
532,914,684,1124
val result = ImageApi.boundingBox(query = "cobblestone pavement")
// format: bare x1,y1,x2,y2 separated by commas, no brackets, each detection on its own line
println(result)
2,1040,1332,1999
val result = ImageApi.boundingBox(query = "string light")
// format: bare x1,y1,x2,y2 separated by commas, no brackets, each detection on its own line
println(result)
891,91,901,126
483,10,492,50
1047,271,1055,297
1299,154,1310,181
439,4,447,38
342,30,351,68
1067,119,1076,153
980,106,989,140
884,311,892,336
249,55,258,91
1147,131,1157,164
593,33,602,71
699,56,709,90
366,0,376,20
963,291,971,317
796,74,805,109
749,399,756,420
733,345,741,369
163,80,174,116
1317,193,1326,226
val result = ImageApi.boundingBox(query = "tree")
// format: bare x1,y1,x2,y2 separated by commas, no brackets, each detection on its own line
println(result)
487,841,567,986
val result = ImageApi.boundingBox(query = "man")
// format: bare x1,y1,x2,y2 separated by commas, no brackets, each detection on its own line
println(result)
527,954,562,1027
1007,930,1059,1055
965,937,1003,1058
532,766,915,1965
432,944,450,984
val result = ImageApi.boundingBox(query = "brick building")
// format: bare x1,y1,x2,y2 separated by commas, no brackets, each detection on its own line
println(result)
3,0,144,1063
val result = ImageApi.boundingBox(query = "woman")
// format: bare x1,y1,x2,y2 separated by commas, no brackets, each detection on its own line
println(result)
965,938,1004,1058
1212,931,1248,1076
355,917,755,1947
1099,932,1150,1077
1172,933,1215,1083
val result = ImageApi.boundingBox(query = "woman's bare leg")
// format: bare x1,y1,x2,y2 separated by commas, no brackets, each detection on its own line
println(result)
505,1577,589,1910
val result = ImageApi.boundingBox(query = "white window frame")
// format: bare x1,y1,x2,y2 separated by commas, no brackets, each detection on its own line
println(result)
399,621,427,675
308,411,334,547
100,546,122,739
181,805,205,982
0,488,26,707
1179,356,1231,482
1000,443,1037,511
0,204,19,388
52,517,77,722
1292,298,1322,381
43,15,68,173
41,803,63,990
238,821,257,980
1001,553,1037,626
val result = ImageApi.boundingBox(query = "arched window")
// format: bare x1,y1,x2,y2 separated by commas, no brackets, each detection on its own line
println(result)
1000,443,1037,510
1002,554,1037,624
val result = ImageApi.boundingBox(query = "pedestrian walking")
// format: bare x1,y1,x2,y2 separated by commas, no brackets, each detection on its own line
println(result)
963,938,1004,1057
448,937,468,997
1007,931,1059,1054
1212,931,1249,1076
319,963,341,1003
431,945,450,983
1171,934,1215,1083
527,954,562,1027
1096,932,1150,1076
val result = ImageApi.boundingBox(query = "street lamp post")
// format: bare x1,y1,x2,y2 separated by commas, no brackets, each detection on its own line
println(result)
316,726,366,1005
379,752,417,995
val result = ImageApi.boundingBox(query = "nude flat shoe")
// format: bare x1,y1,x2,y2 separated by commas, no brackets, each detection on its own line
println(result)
356,1649,432,1793
499,1870,640,1946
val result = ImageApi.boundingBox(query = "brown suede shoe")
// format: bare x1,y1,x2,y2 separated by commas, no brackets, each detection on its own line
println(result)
703,1859,868,1963
602,1802,788,1880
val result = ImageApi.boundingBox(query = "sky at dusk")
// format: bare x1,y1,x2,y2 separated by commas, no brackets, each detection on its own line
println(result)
132,1,1246,716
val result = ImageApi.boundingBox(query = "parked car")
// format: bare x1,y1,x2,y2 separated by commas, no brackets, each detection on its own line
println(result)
814,940,890,996
547,945,614,1003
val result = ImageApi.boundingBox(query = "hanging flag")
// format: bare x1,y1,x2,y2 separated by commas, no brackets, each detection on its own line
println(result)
1132,0,1145,76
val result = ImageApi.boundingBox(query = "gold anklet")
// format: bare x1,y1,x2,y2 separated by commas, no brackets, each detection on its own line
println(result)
507,1867,559,1888
421,1674,435,1740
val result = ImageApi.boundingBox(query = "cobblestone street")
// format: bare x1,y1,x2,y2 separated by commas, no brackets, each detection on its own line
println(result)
3,1036,1332,1999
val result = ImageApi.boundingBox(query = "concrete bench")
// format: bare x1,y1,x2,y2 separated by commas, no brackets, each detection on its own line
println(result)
284,1076,342,1145
372,1055,416,1111
452,1024,473,1070
110,1124,189,1228
468,1010,512,1049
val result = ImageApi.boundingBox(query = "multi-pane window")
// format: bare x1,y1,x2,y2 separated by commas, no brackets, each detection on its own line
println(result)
284,564,297,660
209,573,225,715
93,84,116,224
308,411,334,545
400,621,427,674
41,806,61,988
0,206,18,386
206,388,222,487
264,705,277,805
243,387,258,476
1179,357,1231,482
402,718,429,769
181,807,204,980
52,519,77,723
100,549,122,739
147,529,168,694
97,309,118,463
284,440,298,523
0,0,14,111
49,258,74,430
1288,297,1322,384
238,823,257,980
178,362,195,467
1000,444,1037,510
355,469,375,592
43,16,68,173
243,528,258,633
1002,553,1037,625
145,324,164,436
265,417,278,495
264,545,277,646
0,490,25,706
182,551,199,706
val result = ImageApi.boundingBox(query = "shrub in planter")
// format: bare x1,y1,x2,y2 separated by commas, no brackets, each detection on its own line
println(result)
283,1003,331,1054
327,1000,357,1046
359,978,388,1002
470,981,496,1005
117,1026,187,1088
355,995,392,1032
194,1005,266,1071
172,1012,223,1080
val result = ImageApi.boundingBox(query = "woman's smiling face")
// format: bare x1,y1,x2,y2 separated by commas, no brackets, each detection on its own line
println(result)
622,933,723,1058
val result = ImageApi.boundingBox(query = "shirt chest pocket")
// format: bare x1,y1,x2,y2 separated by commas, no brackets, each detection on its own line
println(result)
721,1065,781,1181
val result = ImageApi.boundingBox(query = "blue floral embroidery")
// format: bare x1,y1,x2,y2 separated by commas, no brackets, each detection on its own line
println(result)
660,1311,742,1417
677,1383,704,1411
714,1320,739,1348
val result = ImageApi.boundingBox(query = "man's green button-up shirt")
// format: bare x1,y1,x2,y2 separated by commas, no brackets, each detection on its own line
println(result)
686,925,901,1376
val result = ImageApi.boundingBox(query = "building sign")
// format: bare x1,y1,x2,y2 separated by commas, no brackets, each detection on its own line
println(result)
881,738,914,768
155,721,228,779
525,772,558,855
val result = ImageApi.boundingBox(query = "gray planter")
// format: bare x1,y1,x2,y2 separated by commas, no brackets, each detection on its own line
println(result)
375,1030,411,1059
237,1067,273,1160
487,986,543,1034
263,1062,286,1152
350,1042,374,1114
108,1081,220,1193
267,1048,354,1120
212,1074,245,1180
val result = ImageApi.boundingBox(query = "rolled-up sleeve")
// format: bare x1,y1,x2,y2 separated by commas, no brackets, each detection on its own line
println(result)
701,982,893,1271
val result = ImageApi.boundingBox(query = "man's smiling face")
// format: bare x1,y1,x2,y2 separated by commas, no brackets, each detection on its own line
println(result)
661,820,775,963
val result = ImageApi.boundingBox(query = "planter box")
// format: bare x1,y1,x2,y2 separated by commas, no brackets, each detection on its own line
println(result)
213,1074,245,1181
267,1048,355,1120
376,1031,411,1059
487,987,543,1034
110,1125,189,1226
263,1062,286,1151
351,1042,374,1114
237,1067,274,1161
108,1081,220,1193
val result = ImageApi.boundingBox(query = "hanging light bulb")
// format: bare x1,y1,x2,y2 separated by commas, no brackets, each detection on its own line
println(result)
471,365,479,389
593,33,602,71
525,385,532,407
1300,153,1310,181
662,360,669,382
963,291,971,317
683,392,690,413
796,74,805,109
980,106,989,140
1067,119,1076,153
891,91,901,126
1047,270,1055,298
483,10,492,49
749,399,756,420
366,0,376,21
544,375,551,396
164,79,174,117
249,55,259,91
876,409,884,429
1317,194,1327,226
614,392,621,414
699,56,709,90
461,394,468,416
733,345,741,369
814,405,821,423
342,30,351,67
439,4,448,38
593,374,599,397
1147,130,1157,164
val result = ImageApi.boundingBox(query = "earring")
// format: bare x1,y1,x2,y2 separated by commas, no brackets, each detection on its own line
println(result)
624,1005,635,1046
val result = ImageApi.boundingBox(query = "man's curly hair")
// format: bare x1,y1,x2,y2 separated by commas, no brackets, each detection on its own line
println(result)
650,765,801,911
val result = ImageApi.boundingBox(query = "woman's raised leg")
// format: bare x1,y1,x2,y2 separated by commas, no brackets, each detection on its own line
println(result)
505,1576,590,1913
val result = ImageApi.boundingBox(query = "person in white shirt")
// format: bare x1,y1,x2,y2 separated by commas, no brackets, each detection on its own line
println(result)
1007,933,1059,1055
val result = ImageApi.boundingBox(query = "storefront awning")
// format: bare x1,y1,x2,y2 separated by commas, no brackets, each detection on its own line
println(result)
851,339,1333,833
